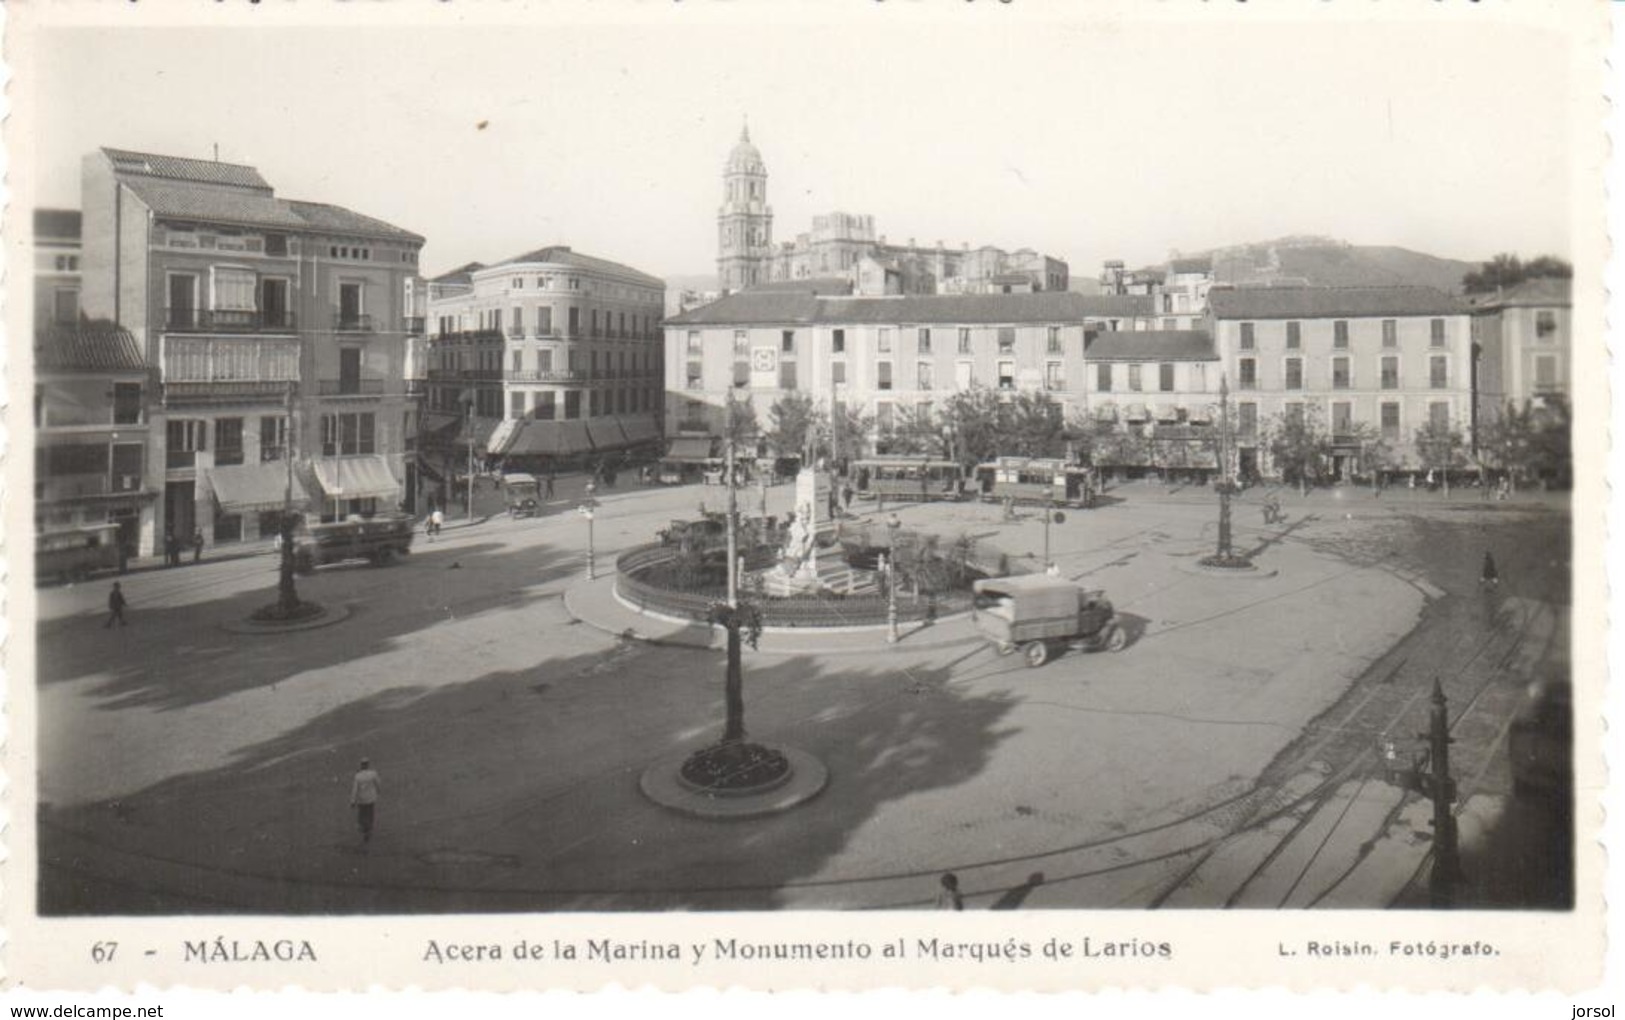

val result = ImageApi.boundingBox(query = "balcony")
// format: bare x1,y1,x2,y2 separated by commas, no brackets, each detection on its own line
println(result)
335,313,374,332
159,335,301,401
165,307,297,332
166,449,197,470
316,378,387,397
427,368,504,381
506,369,588,383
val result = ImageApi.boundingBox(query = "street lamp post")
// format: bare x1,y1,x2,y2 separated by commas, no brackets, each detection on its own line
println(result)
885,513,901,643
579,481,598,580
1217,375,1235,561
464,397,476,521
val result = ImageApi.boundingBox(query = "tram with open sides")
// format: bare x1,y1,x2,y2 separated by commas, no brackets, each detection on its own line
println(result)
852,456,966,503
973,456,1095,508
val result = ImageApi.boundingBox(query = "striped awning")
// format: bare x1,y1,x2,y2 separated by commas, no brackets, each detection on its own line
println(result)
586,417,629,450
502,420,596,457
620,414,661,444
665,436,715,462
312,456,400,501
209,462,310,513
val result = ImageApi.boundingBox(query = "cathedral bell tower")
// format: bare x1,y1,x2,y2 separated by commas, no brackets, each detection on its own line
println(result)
717,123,773,293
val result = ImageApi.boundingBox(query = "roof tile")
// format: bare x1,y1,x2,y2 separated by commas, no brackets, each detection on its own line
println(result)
1208,285,1466,319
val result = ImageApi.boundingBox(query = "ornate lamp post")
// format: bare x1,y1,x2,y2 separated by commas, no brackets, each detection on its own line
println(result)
578,481,598,580
885,512,901,643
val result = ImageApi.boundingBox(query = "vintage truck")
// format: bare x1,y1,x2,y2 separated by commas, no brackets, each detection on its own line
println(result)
292,514,415,573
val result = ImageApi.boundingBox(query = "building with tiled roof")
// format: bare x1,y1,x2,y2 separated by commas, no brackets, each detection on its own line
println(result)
1470,276,1572,423
34,208,82,328
423,245,665,467
75,147,428,554
33,323,157,551
715,126,1068,296
1207,284,1476,482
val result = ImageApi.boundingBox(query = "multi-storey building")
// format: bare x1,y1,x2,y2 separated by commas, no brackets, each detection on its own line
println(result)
35,209,83,327
33,324,159,554
716,127,1068,296
1207,285,1473,480
1470,277,1571,420
1082,329,1223,479
76,147,426,546
665,291,1149,445
424,246,665,471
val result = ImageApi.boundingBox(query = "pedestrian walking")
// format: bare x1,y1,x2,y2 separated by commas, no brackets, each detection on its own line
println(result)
350,758,382,846
935,872,964,911
103,582,127,628
842,482,854,512
191,527,205,564
545,471,557,500
163,527,179,567
1480,550,1500,588
429,507,444,540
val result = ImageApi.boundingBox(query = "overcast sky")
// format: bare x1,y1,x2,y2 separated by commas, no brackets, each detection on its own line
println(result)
26,10,1581,282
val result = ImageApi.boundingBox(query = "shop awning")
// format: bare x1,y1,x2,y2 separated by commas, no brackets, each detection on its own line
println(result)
502,420,596,457
665,436,716,462
620,414,661,444
586,417,629,450
210,462,310,513
312,456,400,501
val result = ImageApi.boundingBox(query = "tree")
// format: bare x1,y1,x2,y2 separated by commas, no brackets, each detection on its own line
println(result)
999,391,1067,457
1529,394,1572,488
1475,400,1540,487
767,391,824,463
887,402,951,459
707,600,763,744
1264,404,1331,493
1414,416,1467,495
828,403,875,466
1064,408,1104,465
1462,252,1573,294
722,393,761,454
938,385,1005,467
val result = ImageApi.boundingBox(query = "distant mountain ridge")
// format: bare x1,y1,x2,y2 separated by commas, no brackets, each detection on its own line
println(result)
1194,237,1477,294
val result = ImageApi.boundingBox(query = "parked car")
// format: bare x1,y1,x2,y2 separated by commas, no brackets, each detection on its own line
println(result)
1508,677,1572,799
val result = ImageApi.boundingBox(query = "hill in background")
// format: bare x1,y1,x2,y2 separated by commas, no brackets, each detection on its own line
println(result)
1202,237,1477,293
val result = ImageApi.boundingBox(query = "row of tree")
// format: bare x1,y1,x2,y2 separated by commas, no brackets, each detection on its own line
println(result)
717,385,1571,489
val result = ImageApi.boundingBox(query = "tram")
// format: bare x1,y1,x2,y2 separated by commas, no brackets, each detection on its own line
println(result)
852,456,966,503
973,457,1095,508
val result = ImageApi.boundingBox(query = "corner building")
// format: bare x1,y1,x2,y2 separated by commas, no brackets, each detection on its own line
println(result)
77,148,425,547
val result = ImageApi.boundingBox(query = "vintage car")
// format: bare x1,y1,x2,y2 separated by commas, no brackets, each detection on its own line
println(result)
502,473,542,518
293,514,414,573
972,574,1124,667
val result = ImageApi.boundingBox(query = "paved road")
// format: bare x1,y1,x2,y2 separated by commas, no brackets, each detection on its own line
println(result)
31,481,1572,912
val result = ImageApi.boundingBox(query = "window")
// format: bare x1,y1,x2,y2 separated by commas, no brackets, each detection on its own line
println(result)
1332,402,1352,436
1159,363,1175,392
511,350,524,373
511,307,524,335
1381,355,1400,389
564,391,582,419
1332,356,1350,389
1382,319,1397,348
111,443,143,492
320,412,375,456
1430,356,1448,389
1046,362,1064,391
568,307,581,335
782,329,795,353
686,331,702,354
1430,318,1446,347
997,328,1015,353
832,329,845,354
1239,358,1257,389
877,362,893,391
733,360,750,388
618,312,626,337
1285,357,1303,390
1128,364,1142,392
213,417,245,466
534,392,557,420
537,349,553,373
338,347,362,395
211,266,256,313
1429,402,1450,430
779,361,797,390
686,361,703,389
955,361,974,390
589,391,600,417
512,277,524,289
260,416,288,461
958,328,972,354
917,328,932,354
167,272,198,327
1047,326,1062,354
1333,321,1349,349
878,328,893,353
998,361,1015,390
112,383,143,425
831,362,846,385
264,233,288,257
1239,322,1255,350
510,392,526,417
1238,403,1258,440
918,362,934,390
1286,321,1301,349
1285,402,1305,426
1096,363,1112,393
1381,402,1400,441
875,401,894,431
338,282,364,326
168,419,207,452
1190,363,1206,391
53,288,80,324
1536,310,1558,339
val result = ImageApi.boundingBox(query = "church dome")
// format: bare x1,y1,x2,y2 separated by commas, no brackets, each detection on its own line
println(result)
726,124,764,174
